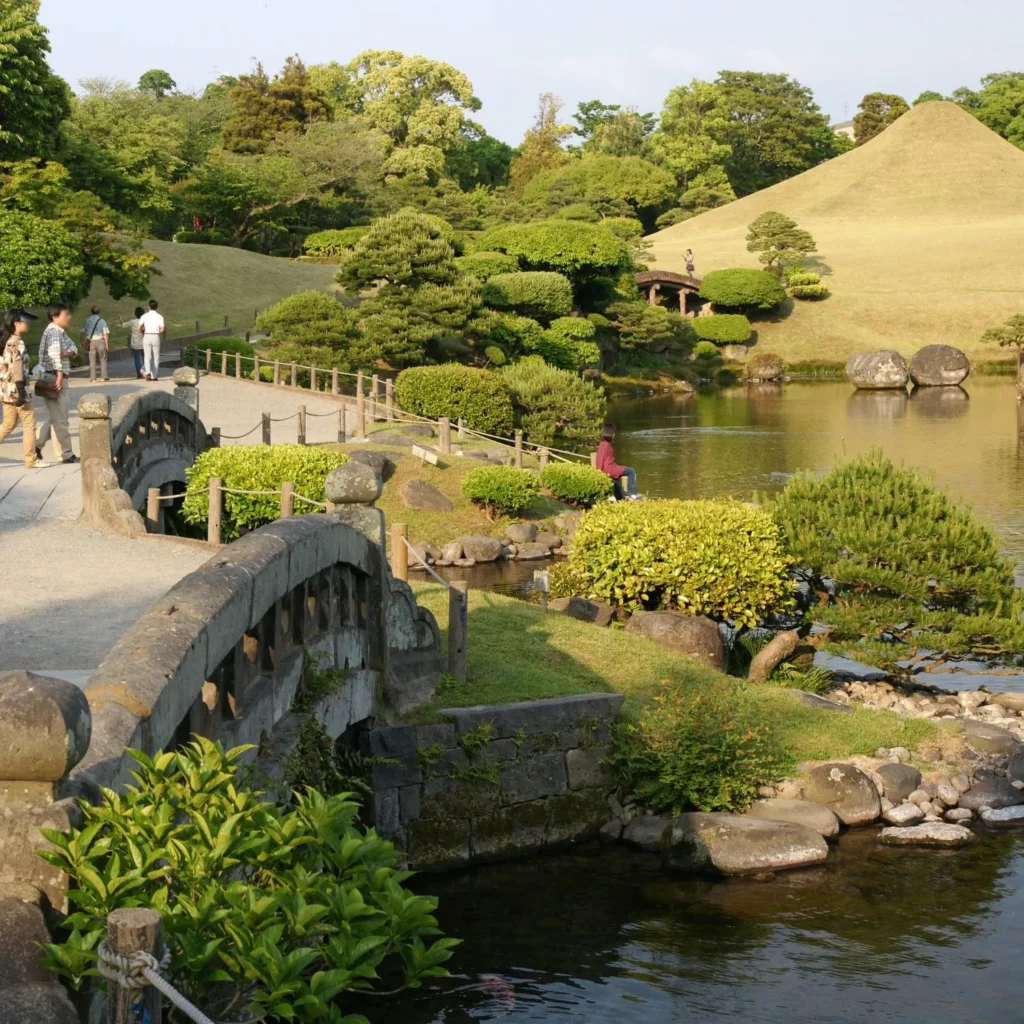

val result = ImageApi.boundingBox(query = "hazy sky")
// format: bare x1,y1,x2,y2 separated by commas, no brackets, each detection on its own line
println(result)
39,0,1024,142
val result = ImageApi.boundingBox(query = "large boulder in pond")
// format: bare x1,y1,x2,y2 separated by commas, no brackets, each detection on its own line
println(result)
845,350,909,390
460,534,503,562
801,763,881,826
909,344,970,386
743,798,840,838
624,612,726,670
400,478,453,512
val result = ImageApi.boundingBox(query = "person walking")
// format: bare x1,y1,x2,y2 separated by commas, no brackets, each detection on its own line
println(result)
596,423,639,500
684,248,696,276
81,305,110,382
36,302,78,464
139,299,165,381
120,306,146,378
0,309,50,468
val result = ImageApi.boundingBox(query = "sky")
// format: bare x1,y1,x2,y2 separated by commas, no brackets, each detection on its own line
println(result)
39,0,1024,142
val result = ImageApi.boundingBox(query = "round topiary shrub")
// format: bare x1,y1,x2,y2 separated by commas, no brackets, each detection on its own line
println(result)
699,269,786,311
255,291,361,349
500,358,606,446
462,465,540,518
454,251,521,281
540,463,613,508
693,314,752,344
692,341,720,360
481,272,574,323
538,317,600,370
563,499,793,625
394,365,514,436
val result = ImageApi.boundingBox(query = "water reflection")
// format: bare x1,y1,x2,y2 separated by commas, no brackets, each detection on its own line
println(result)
909,385,970,419
847,389,908,420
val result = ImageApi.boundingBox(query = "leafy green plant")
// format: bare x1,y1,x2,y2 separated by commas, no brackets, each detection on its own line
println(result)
698,268,787,311
284,717,398,799
500,357,606,446
461,465,540,518
256,290,361,350
303,226,370,257
449,763,500,785
454,250,520,280
784,270,820,287
563,498,793,625
182,445,348,540
692,340,720,360
292,650,350,713
789,283,830,299
481,271,573,323
456,722,494,756
693,314,752,344
38,738,457,1022
540,463,613,507
538,315,600,370
394,364,514,435
745,211,818,275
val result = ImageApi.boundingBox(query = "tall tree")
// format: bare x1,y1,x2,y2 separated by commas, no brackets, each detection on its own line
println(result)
445,130,514,189
138,69,176,98
0,0,70,158
853,92,909,145
913,90,945,104
745,211,817,275
573,100,620,142
588,108,657,157
954,72,1024,149
508,93,573,197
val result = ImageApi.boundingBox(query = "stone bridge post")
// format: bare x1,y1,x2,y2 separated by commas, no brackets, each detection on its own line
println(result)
79,394,146,537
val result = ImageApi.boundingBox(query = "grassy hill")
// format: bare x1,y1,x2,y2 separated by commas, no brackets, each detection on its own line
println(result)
648,101,1024,366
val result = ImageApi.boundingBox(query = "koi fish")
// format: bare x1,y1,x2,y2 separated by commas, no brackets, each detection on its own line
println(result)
479,973,517,1016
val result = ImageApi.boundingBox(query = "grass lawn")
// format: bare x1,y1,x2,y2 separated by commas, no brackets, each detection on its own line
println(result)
410,584,956,765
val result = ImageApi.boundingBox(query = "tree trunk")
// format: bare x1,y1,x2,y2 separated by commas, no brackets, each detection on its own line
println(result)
748,630,800,683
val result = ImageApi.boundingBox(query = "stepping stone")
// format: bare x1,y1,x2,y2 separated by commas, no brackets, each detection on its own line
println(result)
879,823,975,847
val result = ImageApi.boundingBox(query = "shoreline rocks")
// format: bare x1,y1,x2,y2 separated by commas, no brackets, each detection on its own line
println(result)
908,344,971,387
846,350,909,390
802,763,881,826
880,823,975,847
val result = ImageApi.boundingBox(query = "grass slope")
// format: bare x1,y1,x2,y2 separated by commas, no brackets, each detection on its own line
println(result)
649,102,1024,365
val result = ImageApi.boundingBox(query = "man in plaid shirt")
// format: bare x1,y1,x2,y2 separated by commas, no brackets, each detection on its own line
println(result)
37,302,78,463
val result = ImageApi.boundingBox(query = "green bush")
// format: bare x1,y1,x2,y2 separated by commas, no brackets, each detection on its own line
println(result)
302,226,370,257
693,314,752,344
785,270,820,286
601,217,645,242
255,290,361,349
38,738,456,1019
538,316,601,370
500,357,606,446
182,445,348,540
477,219,632,280
769,448,1014,610
462,465,540,517
394,364,514,435
564,499,793,625
540,463,613,507
557,203,601,223
611,681,794,812
699,269,786,311
454,250,521,280
693,341,720,360
790,283,830,300
481,271,573,323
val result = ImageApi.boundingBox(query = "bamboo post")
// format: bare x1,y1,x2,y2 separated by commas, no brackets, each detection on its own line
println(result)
458,417,465,439
448,581,468,682
234,352,241,378
311,366,318,393
590,451,599,468
205,348,211,372
371,373,380,421
146,487,161,533
106,908,162,1024
273,360,281,386
298,405,307,445
356,371,366,439
253,354,260,381
211,426,221,447
262,413,271,445
332,368,339,395
220,351,227,376
439,417,451,454
337,406,346,443
539,447,549,472
280,481,295,518
515,430,523,469
290,362,298,387
386,379,394,421
392,523,409,582
208,478,222,545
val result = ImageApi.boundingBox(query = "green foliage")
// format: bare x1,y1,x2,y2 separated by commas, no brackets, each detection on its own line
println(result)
951,73,1024,149
540,463,613,507
481,271,573,323
394,364,514,434
611,680,793,812
0,206,87,307
604,301,697,350
692,340,720,360
256,290,361,350
456,722,494,756
745,211,818,274
500,358,606,446
454,251,520,280
302,226,369,257
914,90,946,104
508,92,575,197
190,336,254,358
138,69,176,98
982,313,1024,350
292,650,350,713
461,465,540,517
38,738,456,1021
790,283,830,299
473,310,545,363
539,316,600,370
769,448,1015,609
853,92,909,145
564,499,793,625
284,717,398,799
557,203,601,222
699,268,787,311
692,314,752,344
784,270,820,286
182,445,349,540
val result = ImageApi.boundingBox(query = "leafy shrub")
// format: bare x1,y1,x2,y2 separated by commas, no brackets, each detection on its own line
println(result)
785,270,820,286
541,463,613,507
395,364,514,435
477,219,632,280
481,271,573,323
611,681,793,812
539,316,601,370
182,445,348,540
699,269,786,311
744,352,784,380
769,448,1014,610
790,283,830,300
255,290,361,349
462,465,540,517
564,499,793,624
39,739,456,1019
500,357,606,446
557,203,601,223
455,250,520,280
601,217,644,242
693,314,752,344
605,301,697,350
475,310,545,363
302,226,369,257
693,341,720,360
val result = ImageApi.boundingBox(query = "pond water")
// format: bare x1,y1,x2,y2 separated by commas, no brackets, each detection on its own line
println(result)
377,830,1024,1023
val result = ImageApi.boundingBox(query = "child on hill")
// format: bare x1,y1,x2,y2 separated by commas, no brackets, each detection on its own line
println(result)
596,423,639,500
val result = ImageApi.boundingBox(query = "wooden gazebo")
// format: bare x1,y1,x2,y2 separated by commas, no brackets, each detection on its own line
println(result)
635,269,704,317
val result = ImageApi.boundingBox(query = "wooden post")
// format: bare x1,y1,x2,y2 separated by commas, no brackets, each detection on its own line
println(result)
332,368,339,395
514,430,523,469
195,320,200,336
311,366,318,393
298,405,307,445
290,362,298,387
590,451,598,469
386,379,395,421
234,352,241,378
211,426,221,447
371,373,380,421
280,481,295,518
208,478,222,545
224,315,229,329
273,360,280,386
439,417,451,454
539,447,549,472
146,487,161,533
337,406,346,443
262,413,271,445
457,417,465,439
220,351,227,376
253,354,260,381
448,581,468,683
245,330,251,343
356,371,366,439
392,523,409,582
106,908,162,1024
205,348,211,372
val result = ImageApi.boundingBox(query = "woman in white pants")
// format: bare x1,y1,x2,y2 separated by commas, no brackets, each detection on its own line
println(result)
138,299,165,381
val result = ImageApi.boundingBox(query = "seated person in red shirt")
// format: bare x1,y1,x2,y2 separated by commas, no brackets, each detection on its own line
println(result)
596,423,638,499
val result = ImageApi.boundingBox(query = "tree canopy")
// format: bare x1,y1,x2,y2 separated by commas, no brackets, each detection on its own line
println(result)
853,92,909,145
138,69,176,98
745,211,817,274
0,207,88,308
508,93,574,197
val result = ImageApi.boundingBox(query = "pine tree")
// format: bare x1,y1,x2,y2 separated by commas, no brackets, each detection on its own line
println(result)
745,211,817,275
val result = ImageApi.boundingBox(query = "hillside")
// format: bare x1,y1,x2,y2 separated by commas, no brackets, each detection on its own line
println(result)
649,102,1024,365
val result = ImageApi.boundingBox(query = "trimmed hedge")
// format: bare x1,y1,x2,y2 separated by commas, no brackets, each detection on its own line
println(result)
303,226,370,257
699,269,786,311
182,445,349,540
560,499,793,625
790,283,830,300
462,465,540,518
540,463,613,508
477,219,631,278
500,358,606,446
255,290,360,349
190,337,254,361
693,341,720,360
785,271,820,287
394,365,514,435
455,251,521,280
481,271,574,323
538,317,601,370
692,314,752,344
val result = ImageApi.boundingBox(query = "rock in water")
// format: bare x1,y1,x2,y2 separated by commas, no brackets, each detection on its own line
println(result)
980,806,1024,826
959,777,1024,811
663,813,828,875
743,798,840,838
802,763,882,826
400,478,453,512
621,816,673,852
908,344,971,386
845,349,909,389
460,534,503,563
876,763,922,804
883,802,925,826
624,612,726,670
880,823,975,847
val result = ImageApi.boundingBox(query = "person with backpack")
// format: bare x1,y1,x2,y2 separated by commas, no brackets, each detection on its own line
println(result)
138,298,165,381
81,305,109,382
119,306,146,378
36,302,78,464
0,309,50,468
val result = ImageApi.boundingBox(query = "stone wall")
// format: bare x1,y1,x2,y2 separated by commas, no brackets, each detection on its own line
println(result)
362,694,624,871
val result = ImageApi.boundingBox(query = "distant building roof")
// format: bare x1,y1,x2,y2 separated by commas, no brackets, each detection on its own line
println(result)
832,119,856,140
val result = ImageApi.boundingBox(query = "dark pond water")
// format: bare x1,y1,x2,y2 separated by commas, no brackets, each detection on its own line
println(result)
377,831,1024,1023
